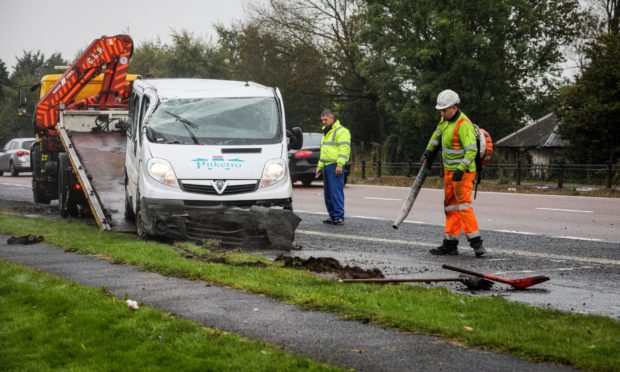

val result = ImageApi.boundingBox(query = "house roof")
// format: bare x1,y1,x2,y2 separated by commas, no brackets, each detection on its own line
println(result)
495,113,568,148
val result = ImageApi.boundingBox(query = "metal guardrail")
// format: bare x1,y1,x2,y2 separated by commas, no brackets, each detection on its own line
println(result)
352,161,620,188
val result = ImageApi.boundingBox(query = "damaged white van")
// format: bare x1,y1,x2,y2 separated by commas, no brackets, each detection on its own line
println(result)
124,79,303,248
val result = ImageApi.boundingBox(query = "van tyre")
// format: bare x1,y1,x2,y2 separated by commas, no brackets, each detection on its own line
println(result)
124,176,135,220
135,192,150,240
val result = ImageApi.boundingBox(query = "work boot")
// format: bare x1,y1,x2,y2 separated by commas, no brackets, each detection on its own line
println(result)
429,239,458,255
469,237,486,258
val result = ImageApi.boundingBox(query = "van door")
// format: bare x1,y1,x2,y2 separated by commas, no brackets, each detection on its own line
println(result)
125,93,147,211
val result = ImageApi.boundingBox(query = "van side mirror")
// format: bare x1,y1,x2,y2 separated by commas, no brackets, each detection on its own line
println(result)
286,127,303,150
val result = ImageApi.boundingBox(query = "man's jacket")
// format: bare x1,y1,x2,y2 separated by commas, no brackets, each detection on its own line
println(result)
425,111,477,172
318,120,351,169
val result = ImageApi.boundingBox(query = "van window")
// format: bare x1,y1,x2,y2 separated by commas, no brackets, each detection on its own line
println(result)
146,97,280,145
21,140,34,149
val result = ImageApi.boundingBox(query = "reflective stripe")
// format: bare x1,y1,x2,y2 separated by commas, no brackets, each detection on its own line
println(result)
434,129,442,136
444,234,460,240
320,157,338,163
444,203,472,212
443,148,465,155
462,158,472,165
463,144,477,151
430,139,440,146
466,231,481,239
323,141,351,146
338,154,348,159
444,158,464,164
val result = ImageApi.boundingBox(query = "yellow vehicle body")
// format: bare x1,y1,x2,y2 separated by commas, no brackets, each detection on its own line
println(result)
39,73,141,100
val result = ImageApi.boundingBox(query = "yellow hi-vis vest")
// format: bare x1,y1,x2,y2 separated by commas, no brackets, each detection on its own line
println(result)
318,120,351,169
425,111,477,172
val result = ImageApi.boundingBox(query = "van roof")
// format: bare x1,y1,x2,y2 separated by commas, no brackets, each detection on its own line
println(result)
132,79,276,100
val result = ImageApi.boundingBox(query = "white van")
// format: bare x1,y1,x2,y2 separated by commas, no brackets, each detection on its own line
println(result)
125,79,303,248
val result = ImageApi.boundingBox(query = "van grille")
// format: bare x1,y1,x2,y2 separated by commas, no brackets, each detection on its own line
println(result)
180,181,258,195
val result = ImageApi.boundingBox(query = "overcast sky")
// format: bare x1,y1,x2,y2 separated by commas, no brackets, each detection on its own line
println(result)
0,0,256,73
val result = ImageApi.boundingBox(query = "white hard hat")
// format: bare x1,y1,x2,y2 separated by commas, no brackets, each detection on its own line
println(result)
435,89,460,110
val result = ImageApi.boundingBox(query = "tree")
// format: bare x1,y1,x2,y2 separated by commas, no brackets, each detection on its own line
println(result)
248,0,385,142
556,1,620,164
130,31,229,79
362,0,585,160
216,22,331,130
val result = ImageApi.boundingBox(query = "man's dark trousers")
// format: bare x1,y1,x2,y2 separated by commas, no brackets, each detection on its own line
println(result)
323,163,345,222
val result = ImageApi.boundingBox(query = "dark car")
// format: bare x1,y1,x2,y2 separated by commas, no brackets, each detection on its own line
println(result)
289,132,350,187
0,138,35,176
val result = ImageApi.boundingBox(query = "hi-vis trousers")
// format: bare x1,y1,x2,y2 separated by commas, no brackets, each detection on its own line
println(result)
443,169,480,242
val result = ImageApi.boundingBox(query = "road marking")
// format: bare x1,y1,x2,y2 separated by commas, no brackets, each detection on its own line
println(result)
535,207,593,213
362,197,402,201
0,182,30,188
296,230,620,266
296,210,425,224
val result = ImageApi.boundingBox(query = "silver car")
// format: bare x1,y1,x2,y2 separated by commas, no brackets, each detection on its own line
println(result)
0,138,35,176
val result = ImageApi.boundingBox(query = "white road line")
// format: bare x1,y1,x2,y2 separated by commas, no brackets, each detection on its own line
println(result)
296,230,620,266
0,183,29,188
535,207,594,213
362,197,402,201
296,210,426,224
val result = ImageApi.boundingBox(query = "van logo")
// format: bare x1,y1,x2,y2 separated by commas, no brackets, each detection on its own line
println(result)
191,155,245,170
213,180,227,194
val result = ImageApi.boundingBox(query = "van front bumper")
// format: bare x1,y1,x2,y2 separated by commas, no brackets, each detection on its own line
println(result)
139,197,300,249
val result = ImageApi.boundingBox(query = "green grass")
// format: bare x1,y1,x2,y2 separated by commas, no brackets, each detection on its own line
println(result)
0,260,339,371
1,213,619,371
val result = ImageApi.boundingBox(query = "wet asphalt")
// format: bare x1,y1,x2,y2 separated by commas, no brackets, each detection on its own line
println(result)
0,236,574,371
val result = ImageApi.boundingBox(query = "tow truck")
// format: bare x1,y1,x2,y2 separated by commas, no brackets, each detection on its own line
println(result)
21,34,137,230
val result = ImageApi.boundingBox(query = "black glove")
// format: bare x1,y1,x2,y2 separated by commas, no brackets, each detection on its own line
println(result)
420,150,431,163
452,169,464,182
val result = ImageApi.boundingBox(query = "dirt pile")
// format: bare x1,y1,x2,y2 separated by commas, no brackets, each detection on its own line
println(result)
276,255,384,279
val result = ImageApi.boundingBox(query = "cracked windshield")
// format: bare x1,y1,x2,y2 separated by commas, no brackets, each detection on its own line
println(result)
147,97,280,145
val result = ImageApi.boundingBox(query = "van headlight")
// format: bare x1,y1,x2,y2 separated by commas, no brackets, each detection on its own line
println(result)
260,159,286,188
147,158,179,188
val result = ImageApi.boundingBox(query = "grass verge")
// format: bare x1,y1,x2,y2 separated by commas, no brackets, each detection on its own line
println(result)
0,260,338,371
1,212,619,370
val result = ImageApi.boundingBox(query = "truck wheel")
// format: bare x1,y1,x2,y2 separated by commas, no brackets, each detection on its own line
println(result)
10,162,18,176
58,154,78,218
31,145,51,205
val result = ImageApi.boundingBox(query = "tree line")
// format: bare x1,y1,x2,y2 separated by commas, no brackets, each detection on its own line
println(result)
0,0,617,164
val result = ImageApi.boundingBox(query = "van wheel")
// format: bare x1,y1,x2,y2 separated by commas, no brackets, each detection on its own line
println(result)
124,176,135,220
10,162,18,176
135,193,149,240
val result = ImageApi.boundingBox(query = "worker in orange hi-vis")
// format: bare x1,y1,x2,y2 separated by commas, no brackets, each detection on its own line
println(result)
420,89,486,258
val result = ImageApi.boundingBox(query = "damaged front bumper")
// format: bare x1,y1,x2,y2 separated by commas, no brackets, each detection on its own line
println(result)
139,197,301,249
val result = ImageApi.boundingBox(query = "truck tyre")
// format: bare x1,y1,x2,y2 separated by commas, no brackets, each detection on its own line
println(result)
58,154,78,218
31,144,51,205
10,162,18,176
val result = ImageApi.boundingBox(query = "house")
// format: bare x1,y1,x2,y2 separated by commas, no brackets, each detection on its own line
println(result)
495,113,569,165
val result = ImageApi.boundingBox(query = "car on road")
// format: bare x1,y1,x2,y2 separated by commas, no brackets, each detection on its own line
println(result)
289,132,350,187
0,138,35,176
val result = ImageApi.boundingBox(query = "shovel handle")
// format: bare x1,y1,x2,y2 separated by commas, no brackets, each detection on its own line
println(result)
442,264,484,278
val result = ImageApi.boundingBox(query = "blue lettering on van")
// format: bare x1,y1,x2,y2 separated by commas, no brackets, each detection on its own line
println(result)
191,155,245,170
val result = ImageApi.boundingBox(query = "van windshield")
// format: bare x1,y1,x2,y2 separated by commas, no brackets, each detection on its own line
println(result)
146,97,281,145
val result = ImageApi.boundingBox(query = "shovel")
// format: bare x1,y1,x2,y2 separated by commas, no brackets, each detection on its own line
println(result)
442,264,550,289
340,274,494,290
